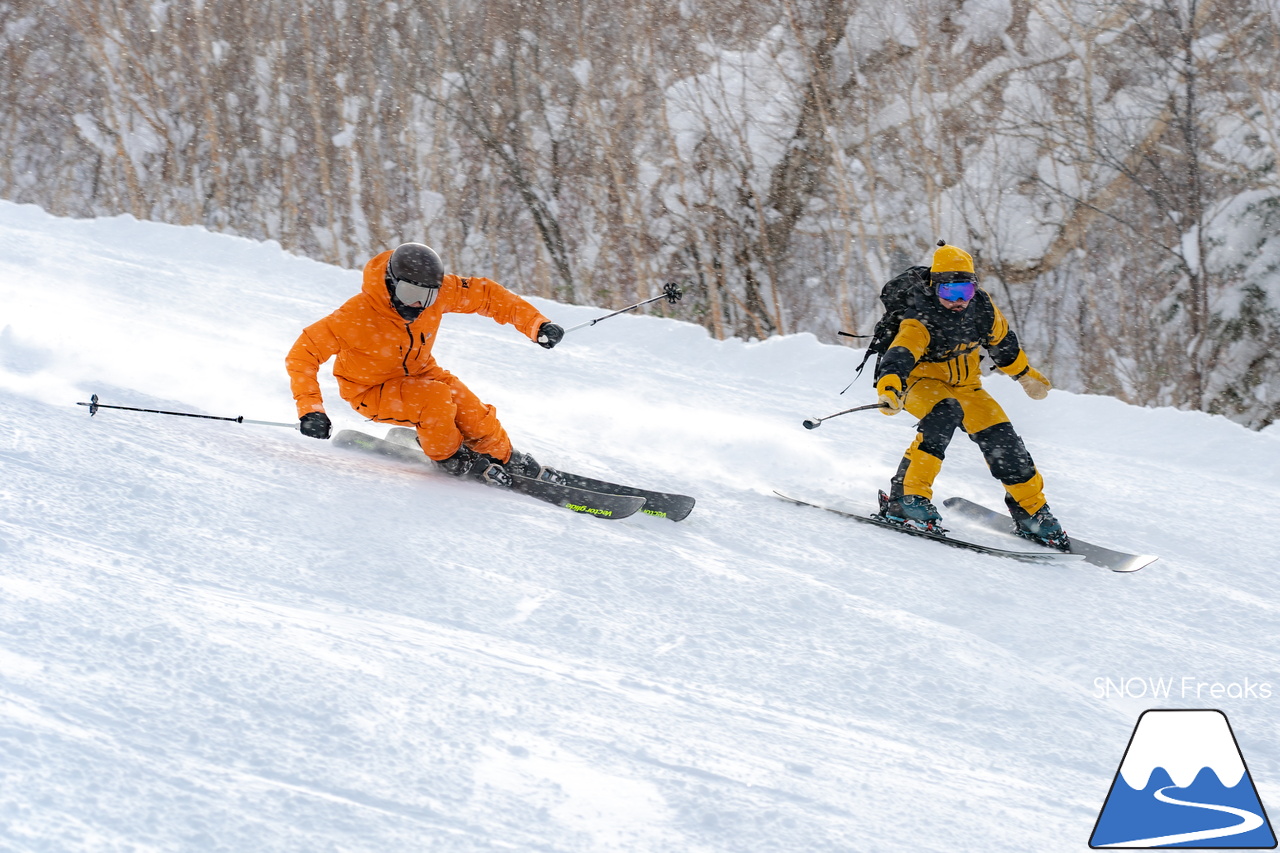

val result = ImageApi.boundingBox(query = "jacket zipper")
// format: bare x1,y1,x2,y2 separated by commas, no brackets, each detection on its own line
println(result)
402,324,414,375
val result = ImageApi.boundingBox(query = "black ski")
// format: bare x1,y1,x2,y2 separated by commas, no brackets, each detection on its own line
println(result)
383,427,695,521
536,469,693,522
941,497,1157,572
332,430,646,520
774,492,1087,564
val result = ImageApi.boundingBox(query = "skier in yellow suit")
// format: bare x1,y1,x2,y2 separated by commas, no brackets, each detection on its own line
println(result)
873,242,1069,550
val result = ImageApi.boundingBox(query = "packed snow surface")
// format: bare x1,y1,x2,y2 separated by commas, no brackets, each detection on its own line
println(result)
2,201,1278,851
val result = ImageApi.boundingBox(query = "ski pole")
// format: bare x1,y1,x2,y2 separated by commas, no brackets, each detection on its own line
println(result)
802,403,887,430
77,394,299,429
563,282,683,334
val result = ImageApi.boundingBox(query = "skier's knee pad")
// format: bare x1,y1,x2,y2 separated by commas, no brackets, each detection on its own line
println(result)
917,397,964,458
971,421,1036,484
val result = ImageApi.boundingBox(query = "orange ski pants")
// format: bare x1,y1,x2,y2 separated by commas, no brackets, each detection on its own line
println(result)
342,369,511,462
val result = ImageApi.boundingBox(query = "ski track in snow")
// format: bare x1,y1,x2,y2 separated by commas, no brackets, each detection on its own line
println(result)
2,202,1279,851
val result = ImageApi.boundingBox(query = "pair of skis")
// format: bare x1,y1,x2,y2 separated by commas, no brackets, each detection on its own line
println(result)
774,492,1157,572
332,429,695,522
333,429,1153,571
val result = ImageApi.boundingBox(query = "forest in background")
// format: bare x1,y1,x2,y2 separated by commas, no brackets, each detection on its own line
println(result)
3,0,1279,428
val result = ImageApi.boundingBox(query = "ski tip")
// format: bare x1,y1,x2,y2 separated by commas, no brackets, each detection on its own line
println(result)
1107,554,1159,573
562,494,647,519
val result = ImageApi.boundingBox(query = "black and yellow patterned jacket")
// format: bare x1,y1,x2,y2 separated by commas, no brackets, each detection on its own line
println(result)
875,284,1033,389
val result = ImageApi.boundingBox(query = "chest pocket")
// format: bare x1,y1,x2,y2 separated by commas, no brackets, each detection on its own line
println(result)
918,296,993,385
927,339,981,362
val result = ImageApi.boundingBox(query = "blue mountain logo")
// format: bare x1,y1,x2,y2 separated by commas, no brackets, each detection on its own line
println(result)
1091,709,1276,848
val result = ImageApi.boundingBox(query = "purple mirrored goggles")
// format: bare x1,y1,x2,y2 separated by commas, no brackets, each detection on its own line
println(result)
935,279,976,302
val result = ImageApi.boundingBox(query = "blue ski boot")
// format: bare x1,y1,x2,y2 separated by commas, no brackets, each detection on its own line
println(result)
878,490,946,533
1005,495,1071,552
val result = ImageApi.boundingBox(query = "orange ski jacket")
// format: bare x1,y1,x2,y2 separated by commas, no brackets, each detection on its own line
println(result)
286,251,550,417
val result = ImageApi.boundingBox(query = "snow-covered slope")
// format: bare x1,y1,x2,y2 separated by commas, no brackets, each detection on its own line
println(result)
2,201,1278,852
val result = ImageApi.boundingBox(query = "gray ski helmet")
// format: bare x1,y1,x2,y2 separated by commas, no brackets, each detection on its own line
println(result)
388,242,445,290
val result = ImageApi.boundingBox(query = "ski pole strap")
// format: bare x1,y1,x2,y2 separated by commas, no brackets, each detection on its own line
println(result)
77,394,299,429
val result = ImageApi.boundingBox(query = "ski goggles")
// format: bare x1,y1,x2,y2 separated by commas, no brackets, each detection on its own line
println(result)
935,279,976,302
392,276,440,307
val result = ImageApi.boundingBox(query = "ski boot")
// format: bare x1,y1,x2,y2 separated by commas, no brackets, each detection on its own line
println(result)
438,444,511,486
504,449,571,485
501,449,537,478
878,490,946,533
502,449,571,485
1005,495,1071,551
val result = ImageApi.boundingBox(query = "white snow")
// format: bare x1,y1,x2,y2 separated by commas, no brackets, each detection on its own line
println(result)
2,200,1279,851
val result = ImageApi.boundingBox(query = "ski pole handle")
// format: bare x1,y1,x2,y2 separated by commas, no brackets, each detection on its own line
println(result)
77,394,299,429
563,282,683,334
802,403,888,430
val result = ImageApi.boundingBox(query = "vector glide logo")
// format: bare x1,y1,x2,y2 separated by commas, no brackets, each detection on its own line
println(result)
1090,710,1276,848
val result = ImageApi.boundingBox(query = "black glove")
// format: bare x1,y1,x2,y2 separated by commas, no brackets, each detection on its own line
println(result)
299,411,332,439
536,322,564,349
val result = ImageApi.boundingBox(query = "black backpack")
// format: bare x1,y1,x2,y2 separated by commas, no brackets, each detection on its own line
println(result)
851,265,930,380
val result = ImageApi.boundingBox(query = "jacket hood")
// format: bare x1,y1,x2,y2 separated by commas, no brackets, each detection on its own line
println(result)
361,251,404,322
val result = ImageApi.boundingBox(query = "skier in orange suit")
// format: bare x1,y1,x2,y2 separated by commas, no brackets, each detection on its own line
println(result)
286,242,563,481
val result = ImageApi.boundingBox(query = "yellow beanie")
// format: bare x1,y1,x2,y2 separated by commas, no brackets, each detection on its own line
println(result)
931,242,975,277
